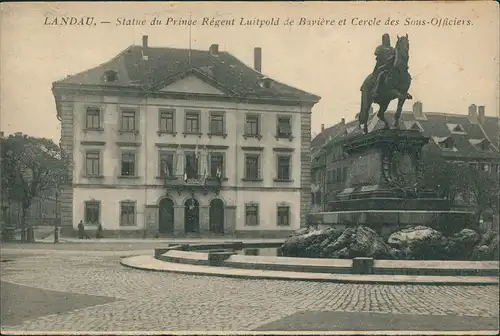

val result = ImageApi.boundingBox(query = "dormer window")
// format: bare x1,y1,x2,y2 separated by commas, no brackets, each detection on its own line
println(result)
480,140,490,151
104,70,118,82
434,136,457,151
446,123,466,134
259,77,272,89
443,138,454,149
404,121,423,132
468,138,491,151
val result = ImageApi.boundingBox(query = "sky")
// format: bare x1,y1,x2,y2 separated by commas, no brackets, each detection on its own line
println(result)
1,1,498,141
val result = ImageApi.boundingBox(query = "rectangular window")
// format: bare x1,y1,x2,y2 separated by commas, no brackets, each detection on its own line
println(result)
277,155,291,180
342,167,348,181
277,205,290,226
336,167,341,182
84,201,100,225
120,202,136,226
245,114,260,136
185,152,198,179
85,152,100,177
159,152,175,177
245,204,259,226
121,152,136,176
85,107,100,129
121,109,136,131
159,109,175,133
276,116,292,138
209,113,224,135
210,153,224,178
245,154,260,180
185,112,200,134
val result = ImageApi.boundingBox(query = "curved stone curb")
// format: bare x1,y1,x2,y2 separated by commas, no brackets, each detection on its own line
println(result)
120,255,499,286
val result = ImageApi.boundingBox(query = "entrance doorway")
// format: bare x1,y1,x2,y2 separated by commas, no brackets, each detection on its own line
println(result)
184,198,199,233
158,198,174,234
209,198,224,234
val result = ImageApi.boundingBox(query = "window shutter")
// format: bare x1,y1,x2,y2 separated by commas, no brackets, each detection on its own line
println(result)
257,156,261,178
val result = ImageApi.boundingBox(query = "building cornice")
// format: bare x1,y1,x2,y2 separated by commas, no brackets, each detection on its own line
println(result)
52,83,320,121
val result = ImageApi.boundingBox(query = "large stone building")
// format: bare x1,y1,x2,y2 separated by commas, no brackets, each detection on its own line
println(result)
311,102,500,214
52,36,320,237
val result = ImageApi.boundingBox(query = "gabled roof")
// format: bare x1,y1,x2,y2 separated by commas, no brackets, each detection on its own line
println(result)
53,45,320,104
311,123,346,149
482,115,500,149
313,109,500,161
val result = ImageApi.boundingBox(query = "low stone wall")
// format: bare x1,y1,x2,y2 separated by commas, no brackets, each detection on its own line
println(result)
153,242,499,277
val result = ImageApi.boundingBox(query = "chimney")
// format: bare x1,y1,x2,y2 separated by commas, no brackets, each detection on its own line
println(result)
341,118,345,124
468,104,477,117
209,44,219,55
478,105,485,124
413,101,423,117
254,47,262,72
321,124,325,132
142,35,148,49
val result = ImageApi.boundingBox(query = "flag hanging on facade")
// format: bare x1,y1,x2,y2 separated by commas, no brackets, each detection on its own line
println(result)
164,164,169,177
216,166,222,183
203,154,209,185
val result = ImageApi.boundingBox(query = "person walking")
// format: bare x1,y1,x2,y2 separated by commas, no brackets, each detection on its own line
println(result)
77,220,84,239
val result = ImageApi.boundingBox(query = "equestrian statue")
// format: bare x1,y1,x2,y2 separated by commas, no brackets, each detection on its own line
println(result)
358,33,413,134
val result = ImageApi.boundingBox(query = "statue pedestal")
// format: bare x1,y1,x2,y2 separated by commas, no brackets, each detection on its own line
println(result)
308,129,473,237
332,129,448,211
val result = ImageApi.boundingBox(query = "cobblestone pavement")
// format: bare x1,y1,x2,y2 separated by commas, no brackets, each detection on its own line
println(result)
1,246,499,332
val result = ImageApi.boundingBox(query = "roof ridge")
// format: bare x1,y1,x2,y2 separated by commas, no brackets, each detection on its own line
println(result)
130,44,223,54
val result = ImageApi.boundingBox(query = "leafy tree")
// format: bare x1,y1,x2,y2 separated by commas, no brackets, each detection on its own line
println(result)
1,133,69,242
422,149,499,226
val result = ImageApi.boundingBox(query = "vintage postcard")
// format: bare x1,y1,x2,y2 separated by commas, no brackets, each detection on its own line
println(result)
1,1,499,335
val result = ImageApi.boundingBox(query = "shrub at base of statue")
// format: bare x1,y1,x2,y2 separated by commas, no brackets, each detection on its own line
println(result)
279,225,499,261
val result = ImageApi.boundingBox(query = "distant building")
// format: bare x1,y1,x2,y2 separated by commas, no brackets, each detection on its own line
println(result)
311,102,500,214
52,36,320,237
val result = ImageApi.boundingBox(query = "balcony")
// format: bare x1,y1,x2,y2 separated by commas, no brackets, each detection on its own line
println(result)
162,174,224,195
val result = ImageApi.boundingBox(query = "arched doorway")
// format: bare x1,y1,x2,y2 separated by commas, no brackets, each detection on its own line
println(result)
158,198,174,234
209,198,225,234
184,197,199,233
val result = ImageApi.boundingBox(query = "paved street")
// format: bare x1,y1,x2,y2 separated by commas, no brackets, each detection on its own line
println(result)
1,243,499,332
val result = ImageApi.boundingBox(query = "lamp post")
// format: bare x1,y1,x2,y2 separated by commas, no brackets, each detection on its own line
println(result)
55,141,65,244
54,188,60,243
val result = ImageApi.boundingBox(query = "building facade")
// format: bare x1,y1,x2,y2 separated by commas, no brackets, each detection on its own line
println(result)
52,36,320,237
311,102,499,226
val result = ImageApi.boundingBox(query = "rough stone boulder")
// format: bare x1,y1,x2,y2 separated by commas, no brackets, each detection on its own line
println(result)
471,230,499,261
321,226,395,259
279,227,343,258
445,229,481,260
387,226,448,260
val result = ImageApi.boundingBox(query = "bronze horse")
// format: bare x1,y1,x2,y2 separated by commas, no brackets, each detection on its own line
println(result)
358,34,413,134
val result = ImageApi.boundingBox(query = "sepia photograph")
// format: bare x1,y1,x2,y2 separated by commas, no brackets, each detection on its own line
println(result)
1,1,499,334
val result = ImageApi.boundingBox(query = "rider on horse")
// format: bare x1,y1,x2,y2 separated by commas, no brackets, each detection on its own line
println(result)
372,33,395,97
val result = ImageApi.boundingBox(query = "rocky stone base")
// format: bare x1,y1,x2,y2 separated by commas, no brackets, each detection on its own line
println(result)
280,225,499,261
